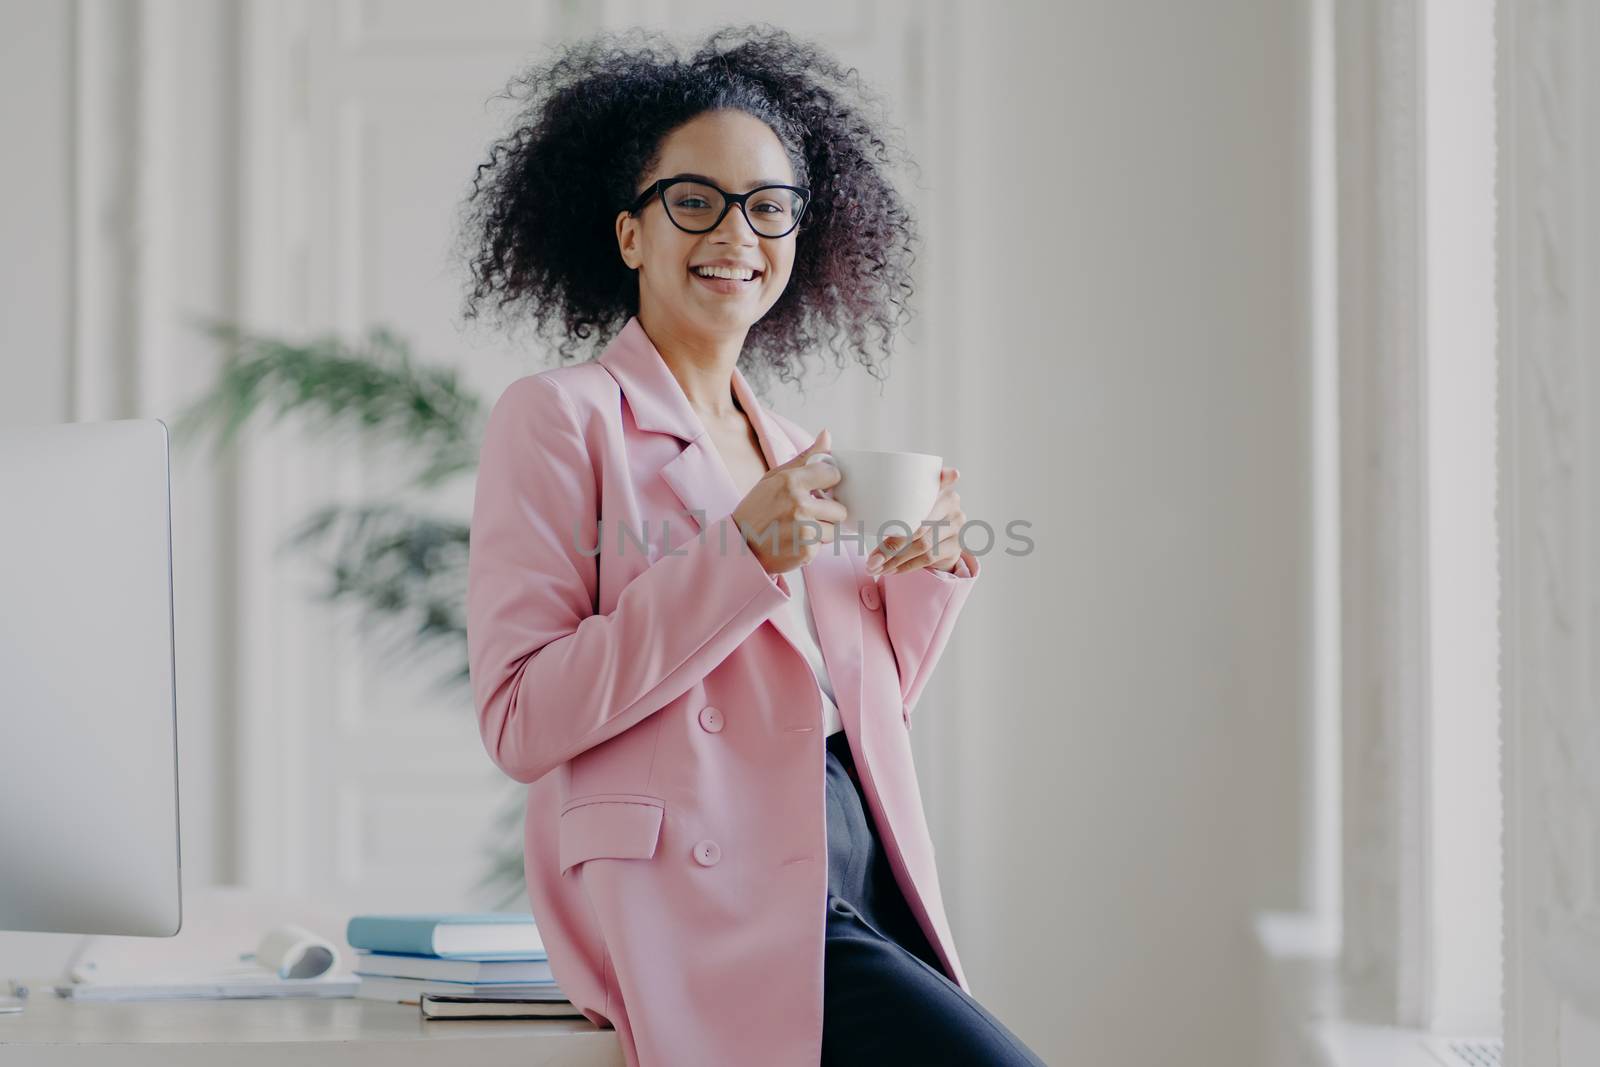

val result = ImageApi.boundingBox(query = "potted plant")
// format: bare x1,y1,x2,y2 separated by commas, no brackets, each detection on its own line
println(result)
173,322,528,910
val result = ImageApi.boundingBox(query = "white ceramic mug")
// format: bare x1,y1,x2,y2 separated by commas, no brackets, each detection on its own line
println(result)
807,447,943,551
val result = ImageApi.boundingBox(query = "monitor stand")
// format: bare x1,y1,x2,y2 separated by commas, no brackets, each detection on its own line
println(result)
1,971,26,1015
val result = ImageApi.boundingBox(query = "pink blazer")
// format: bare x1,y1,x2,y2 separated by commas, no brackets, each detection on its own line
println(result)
466,315,981,1067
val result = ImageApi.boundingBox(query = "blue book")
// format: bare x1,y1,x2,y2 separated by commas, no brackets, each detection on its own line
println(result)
345,914,546,960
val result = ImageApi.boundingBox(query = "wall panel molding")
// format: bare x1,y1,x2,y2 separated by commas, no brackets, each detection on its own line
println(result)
1500,0,1600,1062
1334,0,1430,1027
71,0,143,420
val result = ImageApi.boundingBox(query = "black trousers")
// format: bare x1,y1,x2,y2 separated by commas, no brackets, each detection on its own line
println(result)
822,729,1049,1067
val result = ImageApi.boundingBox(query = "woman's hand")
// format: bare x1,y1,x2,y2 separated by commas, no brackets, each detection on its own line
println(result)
732,429,848,575
866,467,966,576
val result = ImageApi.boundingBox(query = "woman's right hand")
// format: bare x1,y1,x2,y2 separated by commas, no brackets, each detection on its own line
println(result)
732,429,847,575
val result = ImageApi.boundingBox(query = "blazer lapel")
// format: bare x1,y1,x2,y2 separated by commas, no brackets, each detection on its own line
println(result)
596,316,743,533
595,318,845,711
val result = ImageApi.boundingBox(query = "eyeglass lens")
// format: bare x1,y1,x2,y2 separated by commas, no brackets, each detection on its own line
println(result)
662,181,804,237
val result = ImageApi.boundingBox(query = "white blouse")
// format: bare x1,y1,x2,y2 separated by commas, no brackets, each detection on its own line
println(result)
782,565,843,737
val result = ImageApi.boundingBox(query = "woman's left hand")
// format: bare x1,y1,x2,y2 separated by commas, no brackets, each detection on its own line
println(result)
865,467,966,576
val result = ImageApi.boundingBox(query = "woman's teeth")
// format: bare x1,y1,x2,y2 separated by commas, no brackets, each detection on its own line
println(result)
693,265,759,280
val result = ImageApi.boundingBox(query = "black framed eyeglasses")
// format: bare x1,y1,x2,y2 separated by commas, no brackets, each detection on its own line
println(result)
627,176,811,239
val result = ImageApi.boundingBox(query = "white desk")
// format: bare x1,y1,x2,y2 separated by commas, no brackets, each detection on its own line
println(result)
0,985,625,1066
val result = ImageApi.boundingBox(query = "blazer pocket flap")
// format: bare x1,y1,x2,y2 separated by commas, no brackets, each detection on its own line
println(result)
559,794,665,875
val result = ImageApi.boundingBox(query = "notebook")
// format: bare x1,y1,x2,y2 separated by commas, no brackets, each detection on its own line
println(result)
421,991,584,1020
354,950,553,983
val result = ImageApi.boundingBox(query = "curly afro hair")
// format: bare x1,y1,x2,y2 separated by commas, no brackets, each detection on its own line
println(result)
457,23,922,392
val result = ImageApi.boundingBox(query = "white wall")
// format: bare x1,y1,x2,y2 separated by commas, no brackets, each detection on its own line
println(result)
0,0,73,424
947,2,1311,1063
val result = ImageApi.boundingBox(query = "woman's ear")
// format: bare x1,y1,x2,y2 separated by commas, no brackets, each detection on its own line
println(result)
616,212,642,270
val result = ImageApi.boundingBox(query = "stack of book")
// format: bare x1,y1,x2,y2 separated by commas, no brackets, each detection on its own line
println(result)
346,913,581,1018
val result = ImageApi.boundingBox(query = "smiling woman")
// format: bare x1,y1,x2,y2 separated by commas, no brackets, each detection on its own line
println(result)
458,24,1035,1067
456,24,920,392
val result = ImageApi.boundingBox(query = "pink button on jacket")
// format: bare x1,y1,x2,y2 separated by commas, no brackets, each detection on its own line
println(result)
466,316,981,1067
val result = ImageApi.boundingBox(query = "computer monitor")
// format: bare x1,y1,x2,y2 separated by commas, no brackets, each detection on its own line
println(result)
0,418,183,1014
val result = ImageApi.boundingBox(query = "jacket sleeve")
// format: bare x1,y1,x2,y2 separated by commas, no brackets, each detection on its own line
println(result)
880,547,981,720
466,374,793,784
